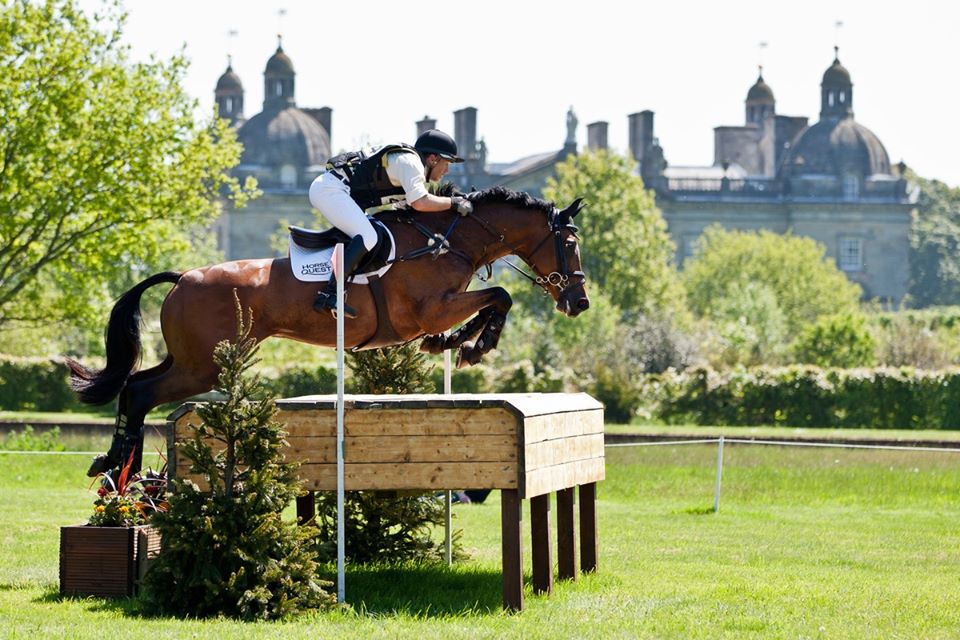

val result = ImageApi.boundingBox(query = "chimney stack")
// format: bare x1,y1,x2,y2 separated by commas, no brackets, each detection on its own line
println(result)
587,121,609,151
453,107,478,160
416,115,436,138
628,111,655,168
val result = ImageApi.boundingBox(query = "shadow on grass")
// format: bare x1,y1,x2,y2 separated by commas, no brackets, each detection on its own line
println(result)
33,565,504,619
34,586,139,615
341,564,504,616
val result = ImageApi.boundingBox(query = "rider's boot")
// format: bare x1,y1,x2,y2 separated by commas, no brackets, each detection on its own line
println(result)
313,235,368,319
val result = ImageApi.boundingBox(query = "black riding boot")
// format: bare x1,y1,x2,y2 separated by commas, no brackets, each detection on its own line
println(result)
313,235,368,319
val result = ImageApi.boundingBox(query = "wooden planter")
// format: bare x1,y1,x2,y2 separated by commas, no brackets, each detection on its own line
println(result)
59,524,161,597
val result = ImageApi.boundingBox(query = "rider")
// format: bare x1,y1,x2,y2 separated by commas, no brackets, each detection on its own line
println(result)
307,129,474,318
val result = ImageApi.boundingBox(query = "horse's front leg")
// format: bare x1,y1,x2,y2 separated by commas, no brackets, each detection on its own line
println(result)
418,287,512,367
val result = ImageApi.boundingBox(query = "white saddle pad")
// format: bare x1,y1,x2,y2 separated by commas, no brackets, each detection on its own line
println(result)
288,227,396,283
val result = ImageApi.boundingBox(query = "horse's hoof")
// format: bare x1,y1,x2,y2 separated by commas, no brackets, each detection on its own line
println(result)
456,343,483,368
86,454,117,478
420,335,445,354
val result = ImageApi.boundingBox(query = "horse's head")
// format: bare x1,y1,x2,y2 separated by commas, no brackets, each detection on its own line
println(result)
525,198,590,317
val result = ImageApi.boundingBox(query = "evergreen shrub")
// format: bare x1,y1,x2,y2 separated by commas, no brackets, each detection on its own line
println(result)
141,300,335,619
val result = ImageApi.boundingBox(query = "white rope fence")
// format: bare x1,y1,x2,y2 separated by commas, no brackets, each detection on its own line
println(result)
6,436,960,516
604,435,960,512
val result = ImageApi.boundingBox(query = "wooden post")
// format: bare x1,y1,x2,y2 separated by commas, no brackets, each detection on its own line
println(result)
500,489,524,611
579,482,598,573
296,491,316,525
530,494,553,595
556,487,578,581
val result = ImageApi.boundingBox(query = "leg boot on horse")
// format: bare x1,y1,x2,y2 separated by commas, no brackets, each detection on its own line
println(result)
313,234,367,318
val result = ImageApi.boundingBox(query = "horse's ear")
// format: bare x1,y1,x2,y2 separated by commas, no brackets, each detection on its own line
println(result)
566,197,586,218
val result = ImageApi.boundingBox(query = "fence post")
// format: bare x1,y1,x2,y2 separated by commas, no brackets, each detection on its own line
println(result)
713,436,724,513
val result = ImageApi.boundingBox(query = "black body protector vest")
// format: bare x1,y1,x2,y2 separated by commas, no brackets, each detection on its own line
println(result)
326,143,420,210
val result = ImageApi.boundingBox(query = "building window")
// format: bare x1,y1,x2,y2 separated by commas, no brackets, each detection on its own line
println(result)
843,174,860,199
280,164,297,188
224,97,233,112
838,237,863,272
275,81,283,96
839,90,846,104
828,91,834,107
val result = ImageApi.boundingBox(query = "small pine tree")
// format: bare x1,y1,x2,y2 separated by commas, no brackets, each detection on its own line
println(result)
141,295,335,619
312,343,460,564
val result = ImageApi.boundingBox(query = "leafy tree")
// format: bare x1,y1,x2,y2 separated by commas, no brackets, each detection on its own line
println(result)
793,312,876,368
0,0,255,339
143,299,334,619
683,226,862,336
908,172,960,306
701,281,788,367
542,150,685,315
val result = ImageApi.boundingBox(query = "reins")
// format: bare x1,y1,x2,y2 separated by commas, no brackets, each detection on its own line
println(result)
382,200,585,297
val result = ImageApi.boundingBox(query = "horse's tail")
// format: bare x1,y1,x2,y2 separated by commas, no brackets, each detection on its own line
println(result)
66,271,182,405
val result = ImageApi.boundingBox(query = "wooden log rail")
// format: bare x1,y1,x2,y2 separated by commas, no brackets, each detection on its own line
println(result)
167,392,605,611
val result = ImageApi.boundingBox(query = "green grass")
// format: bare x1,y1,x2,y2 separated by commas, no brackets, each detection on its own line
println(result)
1,441,959,638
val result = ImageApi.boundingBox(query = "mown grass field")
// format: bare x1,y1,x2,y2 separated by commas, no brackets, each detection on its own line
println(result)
1,433,959,638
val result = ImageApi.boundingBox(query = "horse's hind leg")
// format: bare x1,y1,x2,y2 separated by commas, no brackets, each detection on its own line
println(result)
88,356,173,477
88,357,218,476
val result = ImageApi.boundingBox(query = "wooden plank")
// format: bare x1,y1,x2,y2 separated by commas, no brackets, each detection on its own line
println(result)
285,434,518,464
556,487,577,581
524,433,605,470
522,409,605,444
278,407,518,437
523,457,606,498
580,483,598,573
501,489,524,612
297,462,517,491
173,407,520,438
174,460,518,492
530,494,553,596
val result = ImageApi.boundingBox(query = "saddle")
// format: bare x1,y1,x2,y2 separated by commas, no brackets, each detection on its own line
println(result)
288,219,395,283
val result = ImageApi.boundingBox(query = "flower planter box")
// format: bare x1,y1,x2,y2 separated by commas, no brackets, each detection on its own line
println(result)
59,524,161,597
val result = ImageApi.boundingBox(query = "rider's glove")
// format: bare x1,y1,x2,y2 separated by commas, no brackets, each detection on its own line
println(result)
451,196,473,216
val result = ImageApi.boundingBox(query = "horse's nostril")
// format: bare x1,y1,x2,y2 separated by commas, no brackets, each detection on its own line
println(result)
577,298,590,311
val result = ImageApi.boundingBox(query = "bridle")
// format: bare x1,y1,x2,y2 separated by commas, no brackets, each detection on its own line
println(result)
469,206,586,298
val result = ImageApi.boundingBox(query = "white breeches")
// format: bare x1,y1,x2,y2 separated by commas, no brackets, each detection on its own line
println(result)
308,172,379,251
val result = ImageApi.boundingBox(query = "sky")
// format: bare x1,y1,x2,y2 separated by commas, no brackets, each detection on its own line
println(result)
79,0,960,186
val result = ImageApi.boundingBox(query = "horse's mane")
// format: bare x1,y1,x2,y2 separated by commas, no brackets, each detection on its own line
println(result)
392,182,553,218
433,183,555,216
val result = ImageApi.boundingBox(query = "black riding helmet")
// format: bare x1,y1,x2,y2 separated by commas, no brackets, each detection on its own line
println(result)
414,129,464,163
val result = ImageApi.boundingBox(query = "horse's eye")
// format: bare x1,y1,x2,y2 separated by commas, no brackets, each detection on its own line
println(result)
565,238,577,247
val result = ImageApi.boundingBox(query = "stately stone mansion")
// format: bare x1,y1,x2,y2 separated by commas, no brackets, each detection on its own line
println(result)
214,42,913,302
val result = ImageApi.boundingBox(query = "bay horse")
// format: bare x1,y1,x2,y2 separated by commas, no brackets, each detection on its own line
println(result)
67,186,589,476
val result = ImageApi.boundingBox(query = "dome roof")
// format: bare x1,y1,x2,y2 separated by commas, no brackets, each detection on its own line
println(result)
265,45,294,75
237,107,329,168
784,117,890,177
746,74,774,103
822,51,851,86
216,65,243,92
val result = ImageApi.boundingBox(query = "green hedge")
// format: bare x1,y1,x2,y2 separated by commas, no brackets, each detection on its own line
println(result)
0,357,84,411
650,366,960,429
